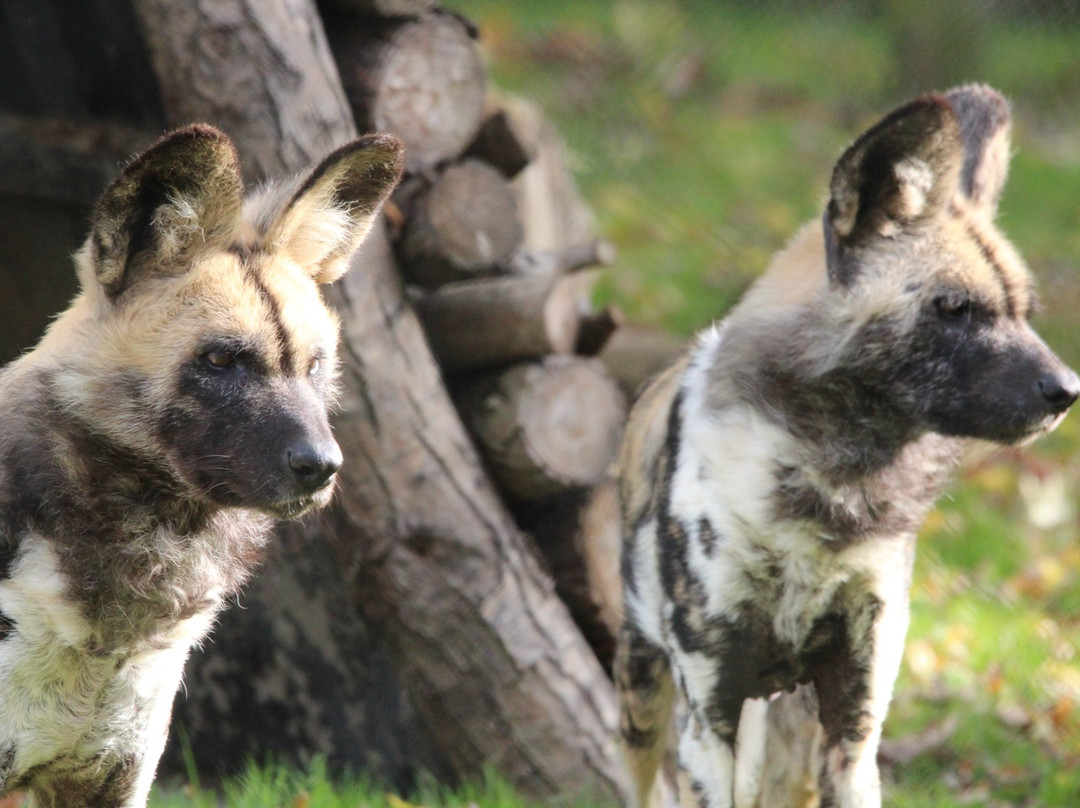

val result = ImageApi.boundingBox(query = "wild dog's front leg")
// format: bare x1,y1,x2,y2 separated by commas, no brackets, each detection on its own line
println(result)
669,653,746,808
616,624,676,808
27,752,146,808
812,584,910,808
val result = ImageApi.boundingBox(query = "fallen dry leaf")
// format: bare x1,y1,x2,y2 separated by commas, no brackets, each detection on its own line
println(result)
387,794,426,808
878,715,959,766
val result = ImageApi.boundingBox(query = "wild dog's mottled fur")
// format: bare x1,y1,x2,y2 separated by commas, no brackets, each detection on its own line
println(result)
0,126,403,807
615,85,1079,808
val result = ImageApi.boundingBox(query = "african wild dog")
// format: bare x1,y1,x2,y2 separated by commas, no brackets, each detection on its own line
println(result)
615,84,1079,808
0,125,403,806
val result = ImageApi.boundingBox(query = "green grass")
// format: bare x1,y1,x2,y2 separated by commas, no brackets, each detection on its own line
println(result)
151,759,532,808
154,2,1080,805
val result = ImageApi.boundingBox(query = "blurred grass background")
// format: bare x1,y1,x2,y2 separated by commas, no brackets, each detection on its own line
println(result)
152,1,1080,805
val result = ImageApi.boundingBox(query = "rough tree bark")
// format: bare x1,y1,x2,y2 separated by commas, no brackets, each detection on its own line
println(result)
123,0,629,799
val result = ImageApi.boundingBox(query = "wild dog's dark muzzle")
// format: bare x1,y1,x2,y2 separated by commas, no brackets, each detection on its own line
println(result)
910,316,1078,443
1037,368,1080,413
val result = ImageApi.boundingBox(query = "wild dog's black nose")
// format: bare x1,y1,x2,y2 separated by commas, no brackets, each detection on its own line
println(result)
1037,370,1080,412
287,440,343,492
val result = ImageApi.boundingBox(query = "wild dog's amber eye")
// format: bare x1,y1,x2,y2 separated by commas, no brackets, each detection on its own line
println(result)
203,349,237,369
933,295,973,320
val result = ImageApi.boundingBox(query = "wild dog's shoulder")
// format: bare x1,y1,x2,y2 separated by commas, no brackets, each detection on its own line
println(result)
618,353,689,528
618,325,742,527
0,371,57,579
731,222,827,318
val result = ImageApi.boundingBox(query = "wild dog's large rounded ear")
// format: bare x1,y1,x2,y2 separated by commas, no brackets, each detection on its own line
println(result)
943,84,1012,215
825,96,963,285
87,124,243,297
261,134,405,285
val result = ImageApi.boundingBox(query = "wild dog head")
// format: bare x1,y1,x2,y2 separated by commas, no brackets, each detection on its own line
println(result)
44,125,404,518
742,84,1078,447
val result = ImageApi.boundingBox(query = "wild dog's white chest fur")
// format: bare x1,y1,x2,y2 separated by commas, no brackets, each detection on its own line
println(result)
627,328,905,656
0,539,218,791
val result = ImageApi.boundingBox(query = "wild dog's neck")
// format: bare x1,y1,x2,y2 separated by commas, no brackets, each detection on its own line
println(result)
704,318,964,545
3,373,269,651
755,356,920,481
32,376,209,532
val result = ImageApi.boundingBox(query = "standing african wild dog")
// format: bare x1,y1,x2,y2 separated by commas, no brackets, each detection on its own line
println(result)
0,125,403,806
615,85,1079,808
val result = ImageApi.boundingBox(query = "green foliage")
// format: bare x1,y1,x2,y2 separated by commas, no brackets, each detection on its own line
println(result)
150,763,588,808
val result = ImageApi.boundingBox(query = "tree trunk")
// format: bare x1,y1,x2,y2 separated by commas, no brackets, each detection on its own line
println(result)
125,0,629,799
325,9,486,173
134,0,355,181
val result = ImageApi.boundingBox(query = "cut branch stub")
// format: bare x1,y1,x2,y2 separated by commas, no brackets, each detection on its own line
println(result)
598,323,687,399
504,238,616,279
398,158,524,288
464,107,536,179
454,356,627,502
326,10,487,173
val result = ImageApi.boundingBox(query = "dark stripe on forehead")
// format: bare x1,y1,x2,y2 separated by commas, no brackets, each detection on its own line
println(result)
241,262,296,373
966,223,1020,318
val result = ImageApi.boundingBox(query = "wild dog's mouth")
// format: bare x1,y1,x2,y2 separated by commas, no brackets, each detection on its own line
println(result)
263,480,337,520
1013,409,1071,446
268,497,318,520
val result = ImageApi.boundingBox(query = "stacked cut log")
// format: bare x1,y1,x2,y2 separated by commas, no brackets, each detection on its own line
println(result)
322,2,676,669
